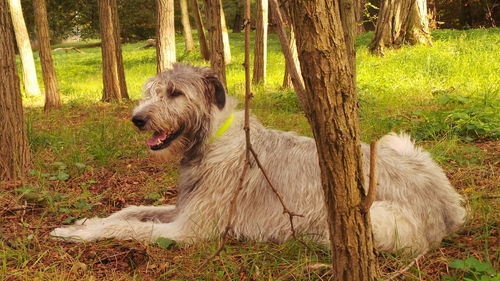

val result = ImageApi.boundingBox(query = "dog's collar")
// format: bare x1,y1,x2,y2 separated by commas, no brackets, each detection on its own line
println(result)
209,113,234,142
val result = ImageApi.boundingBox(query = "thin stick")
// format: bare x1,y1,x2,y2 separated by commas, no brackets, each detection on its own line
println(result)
248,146,313,251
384,253,426,281
362,141,378,212
204,160,249,261
205,0,311,262
203,0,253,263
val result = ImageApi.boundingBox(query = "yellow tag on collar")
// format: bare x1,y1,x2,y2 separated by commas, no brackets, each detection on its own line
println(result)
209,113,234,142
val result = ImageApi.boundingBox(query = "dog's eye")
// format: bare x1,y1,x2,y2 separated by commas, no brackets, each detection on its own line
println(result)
170,90,183,97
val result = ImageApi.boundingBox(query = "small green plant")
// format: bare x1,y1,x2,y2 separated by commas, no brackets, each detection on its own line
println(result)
411,93,499,141
14,186,69,208
155,237,176,250
443,257,499,281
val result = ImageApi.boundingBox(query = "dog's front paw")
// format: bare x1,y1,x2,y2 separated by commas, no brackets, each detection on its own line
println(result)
50,225,99,242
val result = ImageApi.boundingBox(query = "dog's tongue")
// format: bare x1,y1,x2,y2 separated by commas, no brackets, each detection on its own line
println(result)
147,131,168,147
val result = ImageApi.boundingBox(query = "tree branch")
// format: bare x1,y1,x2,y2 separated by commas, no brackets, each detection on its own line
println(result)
362,141,378,212
248,146,312,251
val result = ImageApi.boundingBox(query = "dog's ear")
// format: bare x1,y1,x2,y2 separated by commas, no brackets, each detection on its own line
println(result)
205,74,226,110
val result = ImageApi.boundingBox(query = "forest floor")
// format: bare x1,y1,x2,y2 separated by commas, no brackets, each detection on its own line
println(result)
1,28,499,280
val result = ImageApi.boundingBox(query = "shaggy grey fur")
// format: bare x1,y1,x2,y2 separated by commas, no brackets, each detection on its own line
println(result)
51,64,466,255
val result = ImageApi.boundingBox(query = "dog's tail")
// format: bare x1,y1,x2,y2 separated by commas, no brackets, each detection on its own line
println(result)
370,133,466,253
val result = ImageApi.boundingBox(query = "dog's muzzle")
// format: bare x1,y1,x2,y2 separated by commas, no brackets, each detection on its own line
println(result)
132,115,148,130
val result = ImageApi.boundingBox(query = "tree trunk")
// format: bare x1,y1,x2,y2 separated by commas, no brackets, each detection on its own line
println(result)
8,0,41,97
232,0,244,33
370,0,432,56
156,0,176,72
190,0,210,60
252,0,268,84
269,0,305,104
354,0,366,34
205,0,226,85
0,0,31,181
99,0,128,102
180,0,194,52
270,1,300,89
282,22,301,89
288,0,378,280
33,0,61,111
220,3,231,65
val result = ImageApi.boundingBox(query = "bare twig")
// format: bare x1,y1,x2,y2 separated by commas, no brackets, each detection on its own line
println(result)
362,141,378,212
248,146,313,251
2,205,29,214
474,195,499,200
205,0,311,262
52,47,84,53
384,252,426,281
204,160,250,262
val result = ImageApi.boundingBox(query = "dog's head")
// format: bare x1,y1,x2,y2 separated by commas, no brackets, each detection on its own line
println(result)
131,63,227,159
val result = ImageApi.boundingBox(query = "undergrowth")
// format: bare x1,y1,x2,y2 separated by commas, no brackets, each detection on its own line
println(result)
2,28,499,280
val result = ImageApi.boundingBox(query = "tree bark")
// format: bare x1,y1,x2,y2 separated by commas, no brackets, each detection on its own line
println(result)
0,0,31,180
252,0,268,84
354,0,366,34
156,0,176,72
288,0,378,280
99,0,128,102
220,3,231,65
8,0,41,97
190,0,210,60
370,0,432,56
281,19,301,89
33,0,61,111
205,0,226,85
180,0,194,52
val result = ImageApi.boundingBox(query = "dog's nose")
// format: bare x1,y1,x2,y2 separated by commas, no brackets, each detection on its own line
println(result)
132,115,148,129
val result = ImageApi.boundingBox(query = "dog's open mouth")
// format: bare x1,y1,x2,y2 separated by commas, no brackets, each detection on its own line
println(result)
147,127,183,150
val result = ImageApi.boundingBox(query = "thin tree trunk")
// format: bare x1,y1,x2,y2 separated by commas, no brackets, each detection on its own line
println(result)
205,0,226,85
156,0,176,72
269,0,306,107
180,0,194,52
354,0,366,34
0,0,31,180
99,0,128,102
370,0,432,56
8,0,41,97
273,2,302,89
33,0,61,111
220,3,231,65
232,0,244,33
190,0,210,60
252,0,268,84
282,21,301,89
288,0,378,279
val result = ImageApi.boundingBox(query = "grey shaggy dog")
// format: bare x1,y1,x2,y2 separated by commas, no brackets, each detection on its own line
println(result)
51,64,466,254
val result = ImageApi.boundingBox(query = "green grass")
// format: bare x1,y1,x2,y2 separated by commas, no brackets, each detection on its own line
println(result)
2,28,499,280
